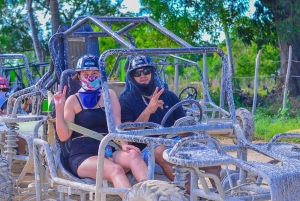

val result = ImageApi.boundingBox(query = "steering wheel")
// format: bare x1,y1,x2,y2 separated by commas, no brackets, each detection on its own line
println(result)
179,86,198,100
161,99,203,127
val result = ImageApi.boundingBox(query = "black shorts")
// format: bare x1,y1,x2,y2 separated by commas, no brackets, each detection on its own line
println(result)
69,137,100,177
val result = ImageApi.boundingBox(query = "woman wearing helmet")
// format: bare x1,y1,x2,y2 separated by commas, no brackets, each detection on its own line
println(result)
0,76,32,114
54,54,147,198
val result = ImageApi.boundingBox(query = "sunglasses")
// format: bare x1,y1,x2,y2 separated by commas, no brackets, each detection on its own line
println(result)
132,67,152,77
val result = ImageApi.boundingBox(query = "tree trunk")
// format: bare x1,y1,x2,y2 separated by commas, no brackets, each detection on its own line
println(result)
277,38,300,96
260,0,300,96
225,31,235,78
50,0,60,34
26,0,44,62
49,0,60,78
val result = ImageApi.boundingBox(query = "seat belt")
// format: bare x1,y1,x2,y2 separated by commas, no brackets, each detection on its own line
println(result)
66,121,121,150
47,118,120,150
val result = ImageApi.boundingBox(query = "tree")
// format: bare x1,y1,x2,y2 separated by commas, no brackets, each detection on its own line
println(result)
0,2,33,53
258,0,300,96
49,0,59,34
232,1,300,96
139,0,249,77
236,1,300,96
27,0,44,62
1,0,124,61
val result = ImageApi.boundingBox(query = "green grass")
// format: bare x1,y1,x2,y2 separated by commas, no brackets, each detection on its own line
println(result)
254,114,300,141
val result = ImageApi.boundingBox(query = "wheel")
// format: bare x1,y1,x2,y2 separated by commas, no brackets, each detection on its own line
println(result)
233,108,254,144
123,180,189,201
0,155,14,201
179,86,198,100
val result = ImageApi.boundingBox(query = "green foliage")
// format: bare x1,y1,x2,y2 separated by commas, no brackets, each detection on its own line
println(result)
253,94,299,142
257,88,268,98
35,0,123,26
217,37,280,77
128,24,180,48
139,0,249,44
276,93,290,120
259,0,300,43
200,54,222,78
208,86,221,105
0,3,33,53
0,0,123,59
254,109,300,141
233,2,277,49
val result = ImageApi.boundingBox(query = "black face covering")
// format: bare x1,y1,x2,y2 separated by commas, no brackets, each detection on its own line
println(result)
130,69,156,96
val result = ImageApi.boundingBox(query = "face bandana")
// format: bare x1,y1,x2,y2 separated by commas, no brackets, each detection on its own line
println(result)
80,75,101,91
79,75,102,109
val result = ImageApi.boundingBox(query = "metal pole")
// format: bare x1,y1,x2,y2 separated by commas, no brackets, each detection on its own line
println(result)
252,49,262,115
283,45,292,110
174,55,179,95
203,53,207,103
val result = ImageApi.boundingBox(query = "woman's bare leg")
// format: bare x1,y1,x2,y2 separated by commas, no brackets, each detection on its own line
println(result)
113,149,148,182
77,156,131,197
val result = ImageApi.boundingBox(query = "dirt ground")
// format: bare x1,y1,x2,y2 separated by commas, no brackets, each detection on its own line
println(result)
220,138,273,163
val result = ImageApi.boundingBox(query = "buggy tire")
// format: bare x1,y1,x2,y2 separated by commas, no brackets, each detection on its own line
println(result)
233,108,254,144
123,180,189,201
0,155,14,201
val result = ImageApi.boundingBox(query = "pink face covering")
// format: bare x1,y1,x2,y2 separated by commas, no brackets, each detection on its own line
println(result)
79,75,102,109
80,75,101,91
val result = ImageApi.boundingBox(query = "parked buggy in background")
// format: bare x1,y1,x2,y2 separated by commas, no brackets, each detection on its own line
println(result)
0,54,49,91
0,15,300,201
0,53,53,200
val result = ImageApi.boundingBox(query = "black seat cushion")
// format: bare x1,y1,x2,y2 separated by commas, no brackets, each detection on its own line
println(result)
51,69,81,175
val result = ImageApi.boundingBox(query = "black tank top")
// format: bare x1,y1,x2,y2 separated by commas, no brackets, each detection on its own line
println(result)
71,95,108,139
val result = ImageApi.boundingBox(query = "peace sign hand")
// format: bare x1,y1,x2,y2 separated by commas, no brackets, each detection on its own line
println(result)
53,85,67,111
146,87,164,114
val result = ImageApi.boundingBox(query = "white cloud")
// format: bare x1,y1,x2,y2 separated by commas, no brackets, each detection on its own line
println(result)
119,0,141,13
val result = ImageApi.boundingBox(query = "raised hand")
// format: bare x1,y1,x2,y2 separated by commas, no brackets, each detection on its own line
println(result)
53,85,67,110
146,87,164,114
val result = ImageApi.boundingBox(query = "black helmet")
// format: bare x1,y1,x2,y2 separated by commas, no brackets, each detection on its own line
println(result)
75,54,99,72
127,55,155,75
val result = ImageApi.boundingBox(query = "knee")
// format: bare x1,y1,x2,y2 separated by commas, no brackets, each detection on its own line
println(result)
110,164,125,177
128,150,142,161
